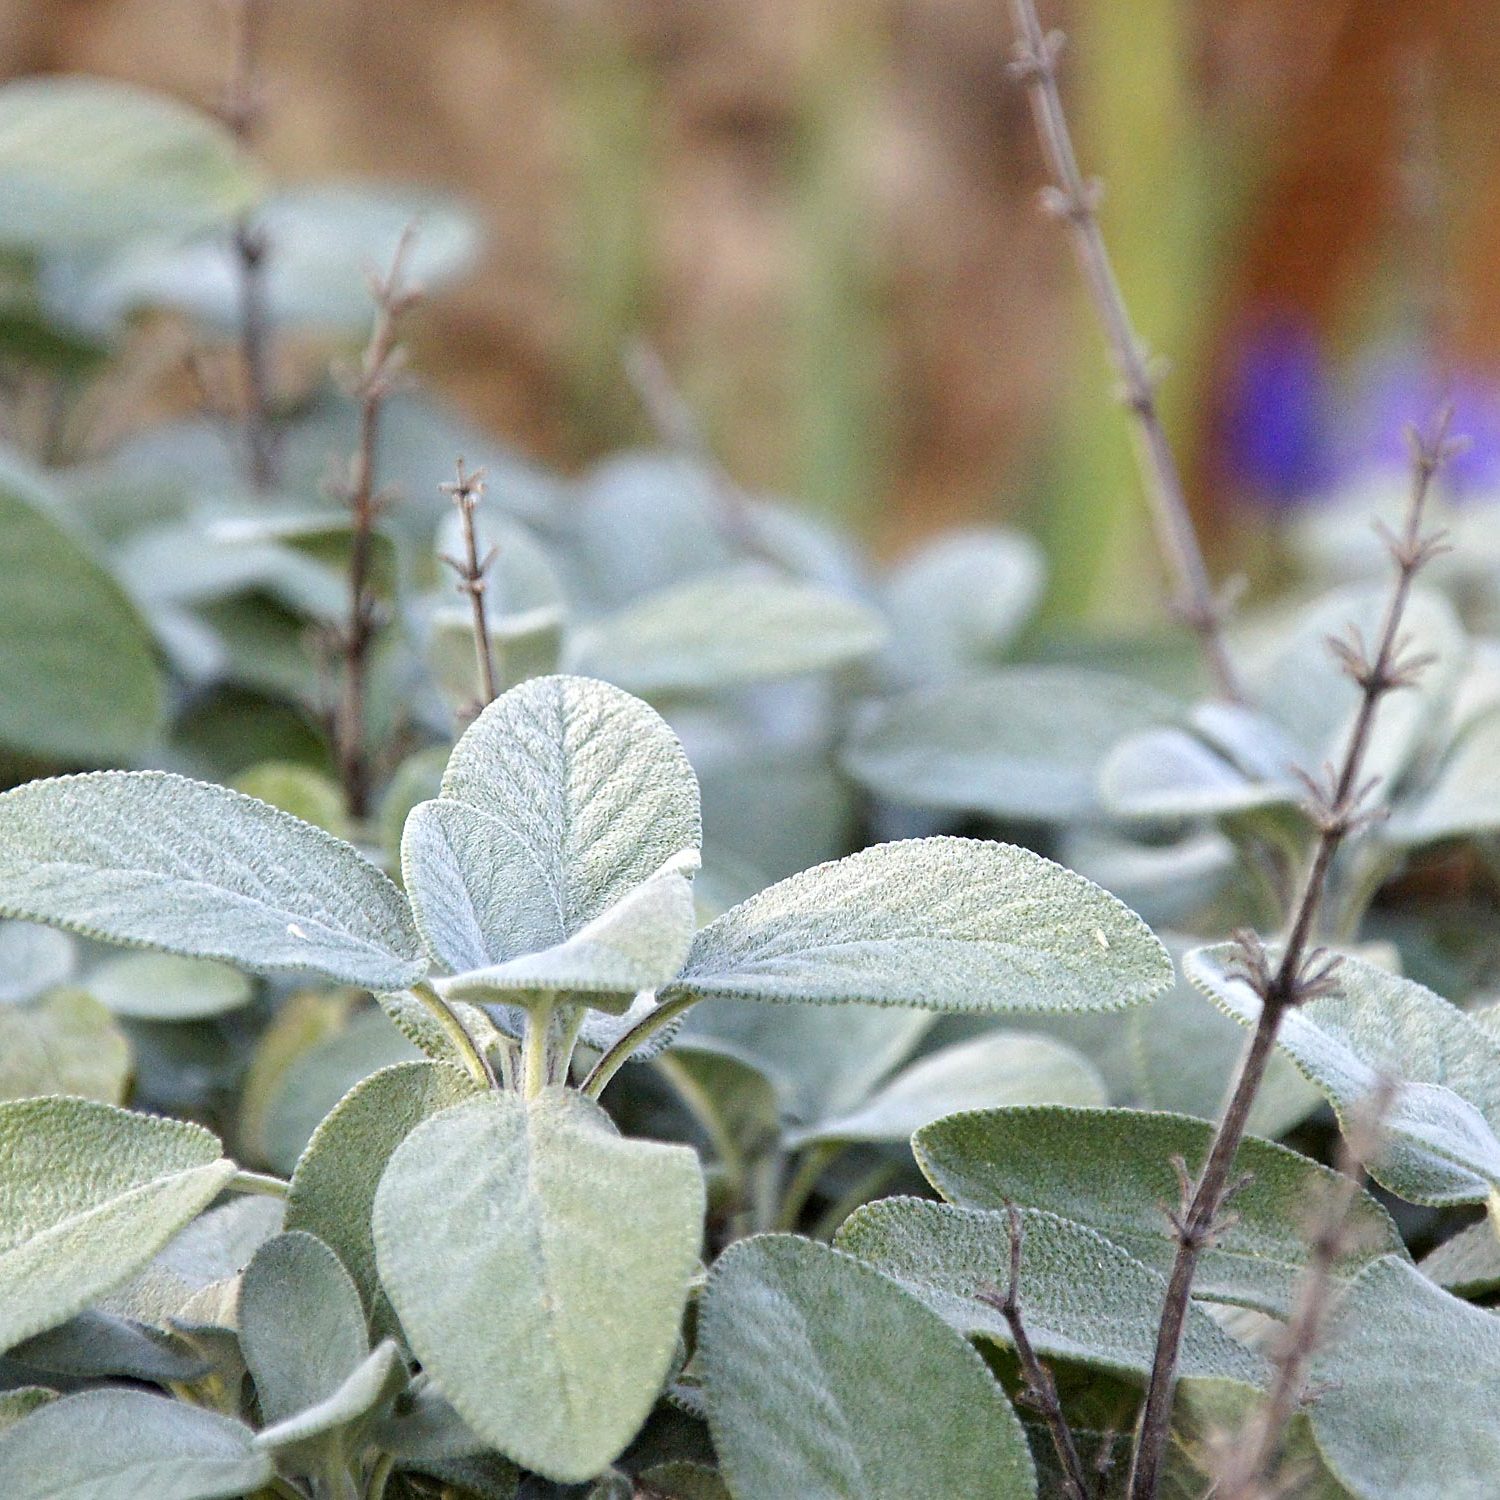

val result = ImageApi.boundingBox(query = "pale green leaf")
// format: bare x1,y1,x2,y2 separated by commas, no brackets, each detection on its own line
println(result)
911,1106,1405,1316
0,1387,55,1433
373,1089,704,1482
7,1307,206,1384
882,528,1044,685
232,761,352,839
836,1199,1265,1383
0,1097,234,1352
666,836,1172,1014
0,461,162,760
842,668,1181,821
792,1032,1106,1146
0,920,75,1004
566,568,886,695
1420,1216,1500,1298
286,1060,482,1342
1188,944,1500,1205
240,1230,370,1427
1098,725,1297,821
0,77,260,249
0,989,130,1102
0,771,426,991
1308,1255,1500,1500
1387,708,1500,847
254,1338,407,1454
86,951,252,1021
406,676,700,975
0,1388,270,1500
700,1234,1036,1500
89,184,476,332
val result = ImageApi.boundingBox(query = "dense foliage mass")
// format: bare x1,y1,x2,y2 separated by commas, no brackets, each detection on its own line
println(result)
2,13,1500,1500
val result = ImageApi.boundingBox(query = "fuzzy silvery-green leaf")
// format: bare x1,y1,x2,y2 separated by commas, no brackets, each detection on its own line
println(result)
232,761,352,838
666,836,1171,1014
700,1234,1036,1500
1308,1255,1500,1499
406,676,700,977
0,1097,235,1352
911,1106,1405,1317
0,920,74,1003
1253,585,1467,793
373,1377,488,1460
6,1307,206,1384
678,998,932,1125
1420,1215,1500,1298
255,1006,423,1176
1098,725,1298,821
240,1230,371,1427
566,568,886,695
1059,826,1236,931
0,77,260,250
0,1388,270,1500
85,951,252,1021
373,1089,704,1482
836,1199,1265,1384
0,989,130,1103
0,772,426,991
286,1060,481,1343
881,528,1044,686
1188,944,1500,1205
0,460,163,761
1386,708,1500,847
84,183,476,333
413,819,695,1004
791,1032,1107,1147
254,1338,407,1455
104,1194,284,1327
842,668,1181,821
0,1387,55,1434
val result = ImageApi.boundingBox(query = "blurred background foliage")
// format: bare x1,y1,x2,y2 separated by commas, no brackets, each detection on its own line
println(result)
3,0,1497,624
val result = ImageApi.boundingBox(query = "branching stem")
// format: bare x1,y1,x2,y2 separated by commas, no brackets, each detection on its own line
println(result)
1127,416,1457,1500
333,226,420,819
977,1204,1091,1500
228,1169,289,1200
411,980,498,1090
439,459,500,713
1008,0,1242,702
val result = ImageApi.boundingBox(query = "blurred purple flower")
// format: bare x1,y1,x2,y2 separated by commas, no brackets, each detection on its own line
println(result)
1338,351,1500,495
1222,313,1332,508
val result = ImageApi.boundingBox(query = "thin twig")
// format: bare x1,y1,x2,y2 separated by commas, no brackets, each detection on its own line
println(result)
218,0,277,492
1007,0,1243,702
1127,414,1459,1500
332,225,421,819
976,1204,1091,1500
439,459,500,714
1214,1082,1394,1500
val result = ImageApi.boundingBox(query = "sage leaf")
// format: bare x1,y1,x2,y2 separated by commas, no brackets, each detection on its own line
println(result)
0,989,130,1103
836,1199,1265,1383
1188,944,1500,1205
0,1388,269,1500
881,528,1044,686
239,1230,370,1427
1387,708,1500,847
566,568,886,694
7,1307,207,1384
286,1060,482,1342
1098,726,1298,821
0,1097,235,1352
842,667,1181,821
0,920,75,1003
0,772,426,991
254,1338,407,1454
667,836,1172,1014
791,1032,1106,1147
700,1234,1036,1500
1420,1216,1500,1298
85,951,253,1021
0,77,260,249
1308,1255,1500,1500
0,460,163,761
373,1089,704,1482
408,675,700,974
911,1106,1405,1317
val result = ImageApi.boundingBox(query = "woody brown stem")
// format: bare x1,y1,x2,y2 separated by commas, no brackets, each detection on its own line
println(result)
439,459,499,713
1007,0,1243,702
